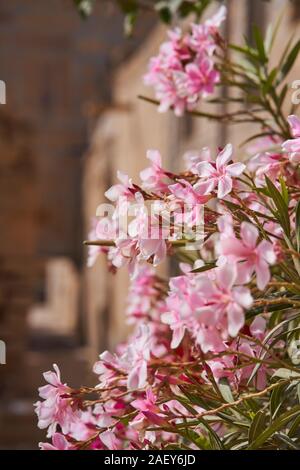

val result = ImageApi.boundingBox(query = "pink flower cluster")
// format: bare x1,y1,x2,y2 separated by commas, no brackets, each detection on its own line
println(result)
144,6,226,116
88,143,245,274
36,114,300,450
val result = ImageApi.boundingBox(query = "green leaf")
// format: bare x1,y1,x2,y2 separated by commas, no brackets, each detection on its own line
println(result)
248,405,300,449
288,413,300,437
191,262,216,273
228,44,259,62
247,313,300,383
253,25,267,64
218,378,234,404
272,368,300,380
248,410,268,443
279,176,289,205
280,40,300,80
262,67,278,95
265,175,290,236
278,84,288,108
270,382,287,418
197,417,225,450
296,201,300,252
274,433,300,449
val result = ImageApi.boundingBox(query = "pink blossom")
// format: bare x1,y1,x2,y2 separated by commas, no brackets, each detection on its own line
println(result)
105,171,136,202
196,144,245,198
183,147,212,173
185,57,220,98
94,325,152,391
39,433,74,451
34,364,79,438
189,6,227,53
140,150,169,191
131,388,159,414
144,7,225,116
205,5,227,31
100,430,120,450
196,263,253,341
282,114,300,163
126,264,161,324
247,152,283,184
130,388,164,429
235,317,271,390
169,179,211,205
94,401,125,428
124,324,152,390
219,221,276,290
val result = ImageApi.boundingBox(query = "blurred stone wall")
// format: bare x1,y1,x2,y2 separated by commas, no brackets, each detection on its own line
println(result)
0,0,154,403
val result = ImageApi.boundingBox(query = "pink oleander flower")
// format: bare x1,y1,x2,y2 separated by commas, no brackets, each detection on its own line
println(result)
235,316,272,390
39,433,74,451
126,264,158,324
123,324,152,390
105,171,136,202
93,350,124,388
185,57,220,98
169,178,211,205
189,6,226,52
196,144,245,198
195,263,253,342
94,400,126,428
140,150,169,192
132,388,159,414
144,7,226,116
99,430,121,450
94,325,152,391
247,152,284,184
162,274,198,348
163,263,252,352
130,388,167,430
218,220,276,290
34,364,80,438
282,114,300,163
183,147,212,173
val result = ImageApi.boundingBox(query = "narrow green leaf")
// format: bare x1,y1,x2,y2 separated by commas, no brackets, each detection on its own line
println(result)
248,405,300,449
191,262,216,273
228,44,258,62
272,368,300,380
218,378,234,404
262,67,278,94
270,382,286,418
288,413,300,437
248,410,268,443
279,176,289,205
265,175,290,236
281,39,300,80
278,84,288,107
274,433,300,449
197,417,225,450
253,25,267,64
